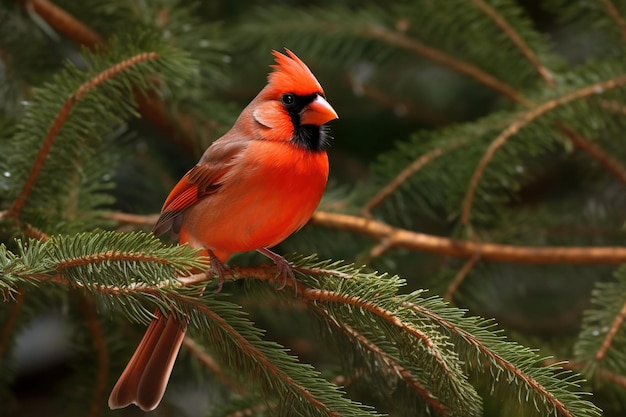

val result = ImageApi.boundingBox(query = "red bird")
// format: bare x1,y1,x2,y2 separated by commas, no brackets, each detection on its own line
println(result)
108,49,338,411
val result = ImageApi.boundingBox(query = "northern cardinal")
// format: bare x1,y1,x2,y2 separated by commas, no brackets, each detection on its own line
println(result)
108,49,338,411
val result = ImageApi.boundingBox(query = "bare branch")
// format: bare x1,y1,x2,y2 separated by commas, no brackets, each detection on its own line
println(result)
311,211,626,264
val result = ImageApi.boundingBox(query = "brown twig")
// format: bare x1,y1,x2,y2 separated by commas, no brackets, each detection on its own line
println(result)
595,301,626,362
460,74,626,224
558,124,626,186
77,296,109,417
182,336,243,394
362,136,473,217
468,0,554,86
101,212,160,226
443,253,481,302
24,0,103,48
5,52,160,220
311,211,626,264
602,0,626,42
408,301,571,417
362,24,532,106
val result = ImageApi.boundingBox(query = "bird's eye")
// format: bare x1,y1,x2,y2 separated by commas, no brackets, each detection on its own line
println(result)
281,93,295,106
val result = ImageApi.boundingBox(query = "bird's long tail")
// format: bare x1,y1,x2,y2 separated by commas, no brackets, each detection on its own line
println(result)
108,310,187,411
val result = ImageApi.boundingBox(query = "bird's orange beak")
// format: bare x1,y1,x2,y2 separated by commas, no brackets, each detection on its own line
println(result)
300,95,338,126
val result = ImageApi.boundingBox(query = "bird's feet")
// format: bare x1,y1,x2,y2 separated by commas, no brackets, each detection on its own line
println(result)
208,249,231,293
257,247,297,291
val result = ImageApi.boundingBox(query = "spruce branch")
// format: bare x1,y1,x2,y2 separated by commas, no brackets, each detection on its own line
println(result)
467,0,554,86
315,306,449,415
19,0,204,154
2,236,600,415
460,73,626,225
5,51,160,221
187,298,342,417
402,299,581,417
234,5,534,105
305,288,457,379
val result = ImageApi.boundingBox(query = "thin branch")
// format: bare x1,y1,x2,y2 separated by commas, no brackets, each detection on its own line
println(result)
595,300,626,362
362,136,471,217
601,0,626,41
101,212,160,226
182,336,243,394
443,253,481,303
362,24,532,106
24,0,103,47
77,296,109,417
5,52,160,220
407,301,572,417
468,0,554,86
461,74,626,224
311,211,626,264
558,124,626,185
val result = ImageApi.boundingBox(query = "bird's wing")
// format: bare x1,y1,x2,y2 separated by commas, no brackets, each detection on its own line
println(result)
152,138,248,237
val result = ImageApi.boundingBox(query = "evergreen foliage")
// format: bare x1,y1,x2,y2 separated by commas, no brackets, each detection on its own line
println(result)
2,1,626,416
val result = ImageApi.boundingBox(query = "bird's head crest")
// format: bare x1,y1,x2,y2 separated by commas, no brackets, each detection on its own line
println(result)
268,49,324,96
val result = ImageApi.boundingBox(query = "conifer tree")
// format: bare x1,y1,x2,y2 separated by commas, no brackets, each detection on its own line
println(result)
2,1,626,416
